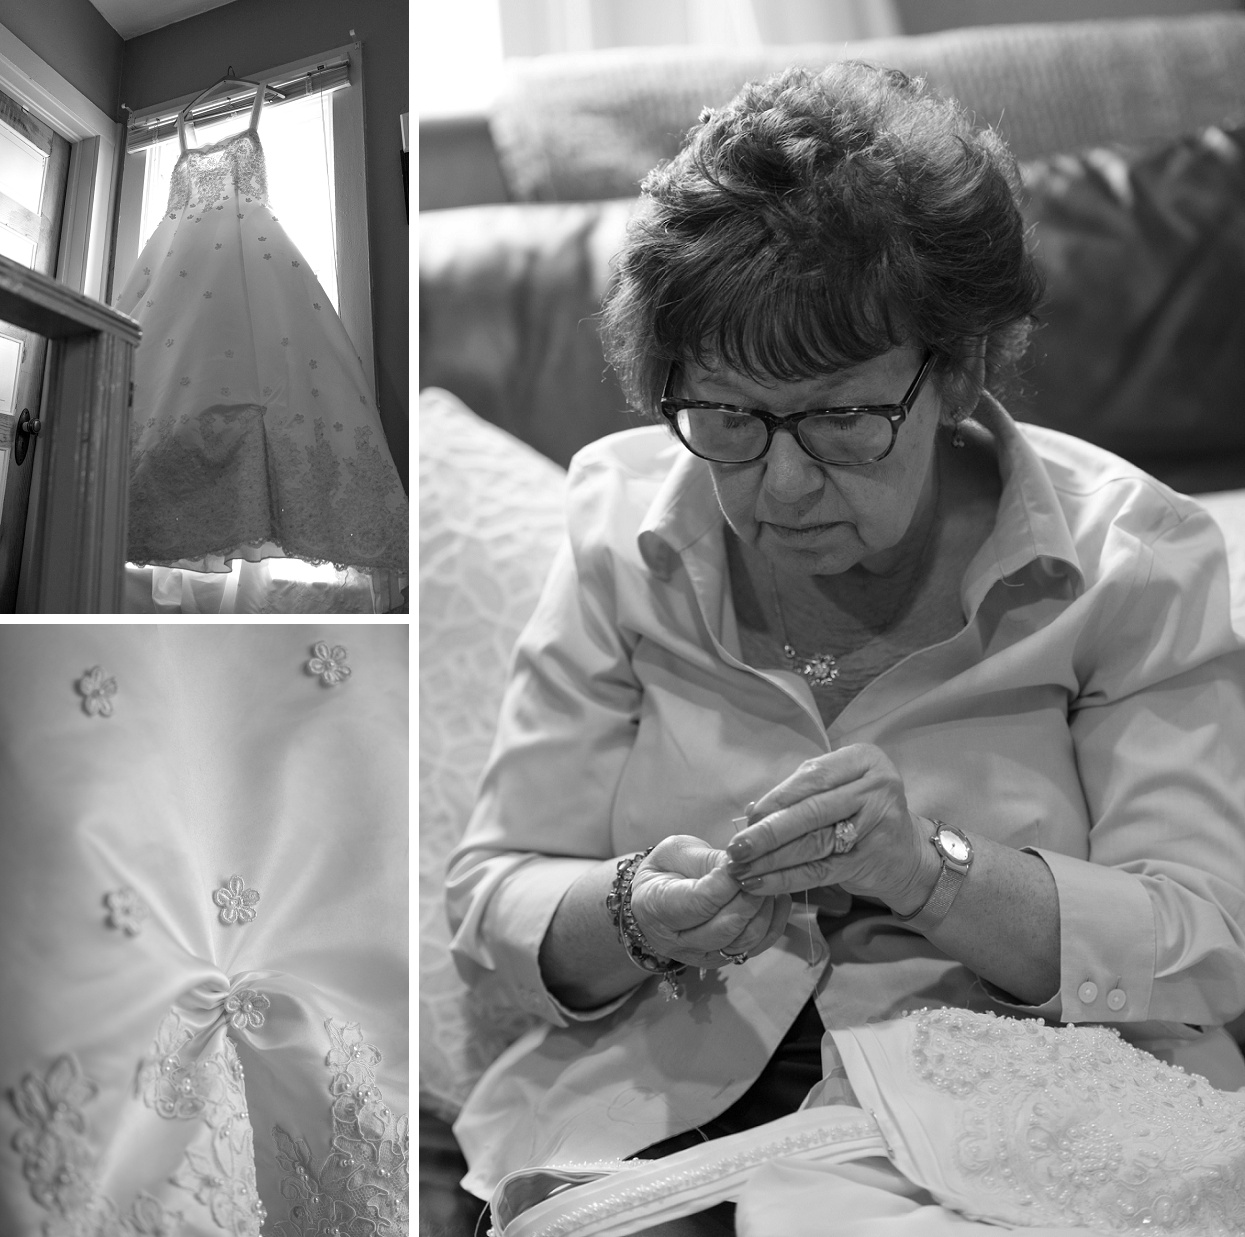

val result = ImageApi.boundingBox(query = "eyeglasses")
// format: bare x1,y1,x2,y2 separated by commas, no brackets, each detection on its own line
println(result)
658,353,936,466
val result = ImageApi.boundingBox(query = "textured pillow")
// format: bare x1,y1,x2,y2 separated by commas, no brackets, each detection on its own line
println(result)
418,387,567,1122
1015,123,1245,494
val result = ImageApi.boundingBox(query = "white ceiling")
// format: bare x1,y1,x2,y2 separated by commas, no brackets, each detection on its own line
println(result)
85,0,243,40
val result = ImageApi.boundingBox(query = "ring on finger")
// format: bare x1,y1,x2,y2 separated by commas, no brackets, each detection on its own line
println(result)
830,818,858,855
718,949,749,965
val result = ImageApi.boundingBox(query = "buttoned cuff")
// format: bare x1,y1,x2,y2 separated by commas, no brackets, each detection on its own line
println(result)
992,847,1156,1023
480,855,633,1026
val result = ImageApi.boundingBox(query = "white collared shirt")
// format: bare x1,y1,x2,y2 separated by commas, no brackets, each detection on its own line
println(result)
447,405,1245,1197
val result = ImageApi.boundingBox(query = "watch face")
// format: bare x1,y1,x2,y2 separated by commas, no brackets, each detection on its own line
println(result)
937,826,971,864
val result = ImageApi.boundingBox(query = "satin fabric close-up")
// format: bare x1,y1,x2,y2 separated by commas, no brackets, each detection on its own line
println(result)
0,625,408,1236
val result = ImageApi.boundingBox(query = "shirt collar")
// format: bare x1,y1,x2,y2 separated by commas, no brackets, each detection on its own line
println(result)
636,402,1084,595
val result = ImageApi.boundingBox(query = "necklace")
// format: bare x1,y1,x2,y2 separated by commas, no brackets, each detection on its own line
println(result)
770,574,841,688
766,502,941,691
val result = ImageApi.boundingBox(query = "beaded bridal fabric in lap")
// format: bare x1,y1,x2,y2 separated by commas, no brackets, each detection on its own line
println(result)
113,96,408,611
0,627,408,1235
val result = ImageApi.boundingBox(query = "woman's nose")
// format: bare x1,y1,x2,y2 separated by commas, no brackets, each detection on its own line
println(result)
761,425,824,503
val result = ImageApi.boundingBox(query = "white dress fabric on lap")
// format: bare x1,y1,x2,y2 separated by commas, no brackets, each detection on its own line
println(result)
0,626,408,1235
113,88,408,612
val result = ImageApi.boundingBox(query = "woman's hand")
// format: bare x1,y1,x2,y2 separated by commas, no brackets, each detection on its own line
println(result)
629,835,792,967
725,744,939,915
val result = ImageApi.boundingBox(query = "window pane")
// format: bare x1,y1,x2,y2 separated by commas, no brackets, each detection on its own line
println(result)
0,123,46,215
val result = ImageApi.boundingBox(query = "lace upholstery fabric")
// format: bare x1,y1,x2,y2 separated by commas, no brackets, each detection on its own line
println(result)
0,627,408,1236
418,388,568,1121
832,1008,1245,1233
113,126,407,599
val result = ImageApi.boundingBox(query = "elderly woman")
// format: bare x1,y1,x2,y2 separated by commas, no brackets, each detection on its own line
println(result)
447,62,1245,1232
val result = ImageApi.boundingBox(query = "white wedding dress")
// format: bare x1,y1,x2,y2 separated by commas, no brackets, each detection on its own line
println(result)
0,626,408,1235
114,88,408,613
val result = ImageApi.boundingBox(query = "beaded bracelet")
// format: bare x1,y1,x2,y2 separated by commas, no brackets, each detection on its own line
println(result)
605,847,686,1001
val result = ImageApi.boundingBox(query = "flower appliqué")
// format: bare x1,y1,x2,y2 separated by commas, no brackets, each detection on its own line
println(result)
220,387,231,397
215,242,223,249
225,349,234,358
213,875,260,925
312,302,321,311
76,666,117,717
292,413,304,424
179,269,187,277
143,265,151,276
103,887,148,936
203,291,213,299
224,990,270,1031
145,299,154,307
179,377,190,387
262,386,272,396
263,253,271,260
308,359,317,370
258,235,266,241
291,259,300,268
281,337,289,346
164,338,174,348
307,642,350,686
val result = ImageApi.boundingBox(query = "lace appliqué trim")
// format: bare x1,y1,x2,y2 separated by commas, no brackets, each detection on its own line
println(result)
269,1020,408,1236
909,1007,1245,1233
8,1053,184,1236
167,130,268,214
138,1012,265,1235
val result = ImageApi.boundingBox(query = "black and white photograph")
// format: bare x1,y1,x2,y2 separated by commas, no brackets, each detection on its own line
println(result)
419,1,1245,1234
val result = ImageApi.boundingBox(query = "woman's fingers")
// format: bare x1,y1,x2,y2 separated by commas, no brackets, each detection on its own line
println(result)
723,745,929,905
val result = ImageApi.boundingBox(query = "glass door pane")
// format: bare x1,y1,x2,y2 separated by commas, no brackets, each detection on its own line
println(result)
0,85,70,609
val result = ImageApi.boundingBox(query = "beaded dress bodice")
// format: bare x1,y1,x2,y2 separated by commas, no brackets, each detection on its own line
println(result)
166,128,268,215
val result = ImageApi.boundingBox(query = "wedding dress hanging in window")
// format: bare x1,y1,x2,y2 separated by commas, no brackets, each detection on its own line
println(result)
114,84,408,613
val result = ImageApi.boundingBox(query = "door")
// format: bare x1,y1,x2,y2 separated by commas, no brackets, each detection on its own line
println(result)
0,86,70,609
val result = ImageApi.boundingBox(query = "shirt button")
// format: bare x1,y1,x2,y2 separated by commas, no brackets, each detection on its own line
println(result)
1106,988,1126,1011
1077,981,1099,1004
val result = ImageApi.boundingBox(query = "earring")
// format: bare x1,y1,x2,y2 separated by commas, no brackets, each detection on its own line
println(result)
951,422,966,449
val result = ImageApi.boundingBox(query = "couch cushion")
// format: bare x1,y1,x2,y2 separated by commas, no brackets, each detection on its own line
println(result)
490,14,1245,203
1013,123,1245,493
419,200,637,468
418,387,567,1122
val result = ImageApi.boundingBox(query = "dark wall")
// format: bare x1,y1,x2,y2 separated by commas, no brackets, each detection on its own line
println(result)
894,0,1242,34
0,0,123,117
121,0,409,486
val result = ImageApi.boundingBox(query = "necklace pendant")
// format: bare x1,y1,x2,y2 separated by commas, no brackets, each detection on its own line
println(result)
783,643,839,688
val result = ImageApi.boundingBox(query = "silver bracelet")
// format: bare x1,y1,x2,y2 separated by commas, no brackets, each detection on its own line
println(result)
605,848,685,1001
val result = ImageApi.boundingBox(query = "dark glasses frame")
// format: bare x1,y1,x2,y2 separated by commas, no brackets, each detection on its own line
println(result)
658,353,936,466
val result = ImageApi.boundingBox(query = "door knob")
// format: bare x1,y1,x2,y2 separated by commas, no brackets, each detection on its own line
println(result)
14,408,40,466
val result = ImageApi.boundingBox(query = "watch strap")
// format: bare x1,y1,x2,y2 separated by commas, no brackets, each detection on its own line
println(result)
896,821,970,933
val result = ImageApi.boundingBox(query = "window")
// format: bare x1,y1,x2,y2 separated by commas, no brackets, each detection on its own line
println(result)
136,90,340,313
113,43,374,396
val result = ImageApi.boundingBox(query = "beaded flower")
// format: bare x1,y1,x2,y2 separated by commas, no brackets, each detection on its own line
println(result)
75,666,118,717
213,874,260,925
224,989,270,1031
307,642,350,686
103,887,149,936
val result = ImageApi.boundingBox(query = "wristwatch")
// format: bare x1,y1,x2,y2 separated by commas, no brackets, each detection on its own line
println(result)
896,820,973,934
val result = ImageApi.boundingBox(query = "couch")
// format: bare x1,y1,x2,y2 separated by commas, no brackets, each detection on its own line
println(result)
419,14,1245,1235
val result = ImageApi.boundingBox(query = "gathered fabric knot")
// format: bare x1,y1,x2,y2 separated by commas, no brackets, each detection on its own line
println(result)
224,989,270,1031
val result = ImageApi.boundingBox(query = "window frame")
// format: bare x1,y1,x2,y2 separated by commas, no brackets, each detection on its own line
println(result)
0,20,119,303
112,41,376,400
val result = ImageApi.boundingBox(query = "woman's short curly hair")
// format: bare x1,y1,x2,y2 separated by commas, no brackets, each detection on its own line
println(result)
600,61,1043,423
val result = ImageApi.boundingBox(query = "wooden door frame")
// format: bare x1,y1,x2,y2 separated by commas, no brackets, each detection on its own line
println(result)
0,257,137,612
